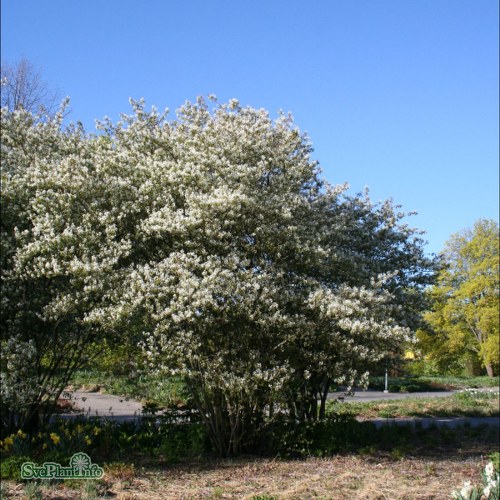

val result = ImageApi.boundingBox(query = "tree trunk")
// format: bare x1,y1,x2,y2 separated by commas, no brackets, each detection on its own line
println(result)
319,383,330,420
485,363,495,377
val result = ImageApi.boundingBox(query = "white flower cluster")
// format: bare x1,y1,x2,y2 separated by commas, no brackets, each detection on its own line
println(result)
452,462,499,499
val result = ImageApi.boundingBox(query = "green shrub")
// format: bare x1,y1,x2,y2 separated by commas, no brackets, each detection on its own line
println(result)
490,452,500,472
265,410,376,457
402,384,422,393
158,423,207,462
0,455,31,480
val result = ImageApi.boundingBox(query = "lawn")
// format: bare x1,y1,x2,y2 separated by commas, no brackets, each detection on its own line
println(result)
332,389,500,419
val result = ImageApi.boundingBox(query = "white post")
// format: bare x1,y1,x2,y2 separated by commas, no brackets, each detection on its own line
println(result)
383,366,389,393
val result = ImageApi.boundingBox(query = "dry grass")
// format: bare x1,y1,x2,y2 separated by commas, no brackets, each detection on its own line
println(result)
2,445,496,500
118,455,488,500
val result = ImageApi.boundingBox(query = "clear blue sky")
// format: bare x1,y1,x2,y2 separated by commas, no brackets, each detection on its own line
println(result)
2,0,498,255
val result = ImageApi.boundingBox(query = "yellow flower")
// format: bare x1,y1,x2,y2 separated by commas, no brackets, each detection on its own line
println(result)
85,436,92,446
92,426,101,436
50,433,60,445
42,443,48,450
4,436,14,447
17,429,27,439
76,424,84,434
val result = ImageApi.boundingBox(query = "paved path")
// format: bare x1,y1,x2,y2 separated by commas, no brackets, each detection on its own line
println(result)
59,391,143,422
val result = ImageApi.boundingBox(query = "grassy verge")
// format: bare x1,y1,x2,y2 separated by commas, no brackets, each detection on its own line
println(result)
368,375,500,392
330,389,500,419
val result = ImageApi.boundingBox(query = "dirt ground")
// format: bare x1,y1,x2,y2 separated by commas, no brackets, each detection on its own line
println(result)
115,456,489,499
3,448,495,499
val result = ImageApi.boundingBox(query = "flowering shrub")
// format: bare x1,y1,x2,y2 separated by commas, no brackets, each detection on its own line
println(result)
452,462,499,499
1,102,105,434
1,97,437,455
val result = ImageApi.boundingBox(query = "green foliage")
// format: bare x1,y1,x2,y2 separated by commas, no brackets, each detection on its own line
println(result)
82,480,100,500
451,389,499,414
0,455,31,480
490,452,500,472
418,219,499,377
402,375,499,389
0,417,211,467
263,411,493,459
265,411,374,457
340,374,498,392
370,375,450,392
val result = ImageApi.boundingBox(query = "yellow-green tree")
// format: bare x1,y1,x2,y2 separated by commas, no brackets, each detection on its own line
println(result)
419,220,499,376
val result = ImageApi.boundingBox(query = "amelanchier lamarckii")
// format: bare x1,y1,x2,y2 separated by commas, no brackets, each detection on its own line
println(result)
0,97,437,454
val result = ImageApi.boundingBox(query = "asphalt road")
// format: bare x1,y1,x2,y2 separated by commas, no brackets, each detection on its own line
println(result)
59,391,143,422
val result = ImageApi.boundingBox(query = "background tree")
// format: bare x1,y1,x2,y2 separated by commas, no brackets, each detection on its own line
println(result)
418,219,499,377
1,57,59,114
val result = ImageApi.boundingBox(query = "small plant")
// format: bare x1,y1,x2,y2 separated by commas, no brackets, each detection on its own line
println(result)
82,480,99,500
104,461,136,481
213,486,225,497
425,463,437,476
358,445,377,456
489,453,500,472
390,447,408,461
451,461,499,499
23,481,43,500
